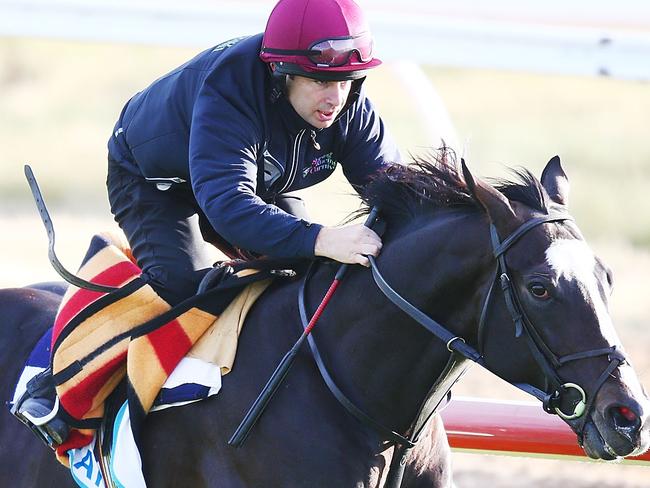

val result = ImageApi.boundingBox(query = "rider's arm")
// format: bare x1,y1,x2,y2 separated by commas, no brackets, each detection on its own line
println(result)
190,66,322,259
313,224,382,267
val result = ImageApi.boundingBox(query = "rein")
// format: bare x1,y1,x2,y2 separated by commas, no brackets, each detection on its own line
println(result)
299,211,626,487
299,260,469,488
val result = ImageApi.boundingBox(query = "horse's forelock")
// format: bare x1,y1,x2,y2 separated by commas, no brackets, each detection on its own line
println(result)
490,168,550,213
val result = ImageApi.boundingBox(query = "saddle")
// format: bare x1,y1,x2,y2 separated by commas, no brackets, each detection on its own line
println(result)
10,231,296,476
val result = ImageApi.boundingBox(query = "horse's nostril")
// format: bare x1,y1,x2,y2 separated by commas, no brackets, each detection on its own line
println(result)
610,405,641,432
619,407,636,422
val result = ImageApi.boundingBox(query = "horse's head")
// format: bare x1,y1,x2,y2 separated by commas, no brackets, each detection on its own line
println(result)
463,156,650,460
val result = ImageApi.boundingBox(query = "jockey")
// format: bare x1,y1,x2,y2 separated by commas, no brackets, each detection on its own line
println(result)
14,0,398,445
105,0,399,306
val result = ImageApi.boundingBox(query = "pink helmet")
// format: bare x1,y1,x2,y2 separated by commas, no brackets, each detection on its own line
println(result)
260,0,381,80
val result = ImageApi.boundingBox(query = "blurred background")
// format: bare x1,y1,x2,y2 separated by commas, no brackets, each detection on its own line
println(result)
1,1,649,486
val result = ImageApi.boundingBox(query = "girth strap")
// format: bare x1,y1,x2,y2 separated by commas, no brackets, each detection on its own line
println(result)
384,445,409,488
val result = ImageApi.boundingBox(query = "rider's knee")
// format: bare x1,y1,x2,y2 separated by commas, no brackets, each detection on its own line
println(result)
144,265,206,306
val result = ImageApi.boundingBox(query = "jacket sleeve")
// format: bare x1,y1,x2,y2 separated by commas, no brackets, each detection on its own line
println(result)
189,64,322,258
338,92,402,188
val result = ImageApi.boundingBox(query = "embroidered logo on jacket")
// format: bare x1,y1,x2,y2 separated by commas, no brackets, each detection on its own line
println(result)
212,36,247,53
303,153,338,178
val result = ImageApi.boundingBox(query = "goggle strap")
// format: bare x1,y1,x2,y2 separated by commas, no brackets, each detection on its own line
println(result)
261,47,320,57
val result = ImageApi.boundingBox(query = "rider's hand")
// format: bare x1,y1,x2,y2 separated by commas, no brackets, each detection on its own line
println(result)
313,224,382,267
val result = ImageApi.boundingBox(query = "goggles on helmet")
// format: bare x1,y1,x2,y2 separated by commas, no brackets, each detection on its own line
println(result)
262,33,374,68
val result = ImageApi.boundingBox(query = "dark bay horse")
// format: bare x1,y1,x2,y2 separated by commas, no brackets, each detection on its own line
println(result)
1,154,649,487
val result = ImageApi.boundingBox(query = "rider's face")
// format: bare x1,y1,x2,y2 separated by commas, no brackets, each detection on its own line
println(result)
285,75,352,129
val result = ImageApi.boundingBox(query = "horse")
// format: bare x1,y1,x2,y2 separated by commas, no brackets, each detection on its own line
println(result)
1,153,648,487
0,273,451,488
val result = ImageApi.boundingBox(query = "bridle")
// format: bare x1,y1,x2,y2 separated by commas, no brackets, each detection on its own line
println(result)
300,210,626,486
481,212,626,436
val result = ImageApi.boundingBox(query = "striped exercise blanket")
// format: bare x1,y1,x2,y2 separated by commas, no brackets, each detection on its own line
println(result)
49,232,277,465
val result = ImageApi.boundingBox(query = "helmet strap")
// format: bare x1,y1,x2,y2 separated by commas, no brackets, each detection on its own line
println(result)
268,63,288,103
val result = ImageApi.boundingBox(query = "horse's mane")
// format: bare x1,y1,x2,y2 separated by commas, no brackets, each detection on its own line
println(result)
355,148,549,226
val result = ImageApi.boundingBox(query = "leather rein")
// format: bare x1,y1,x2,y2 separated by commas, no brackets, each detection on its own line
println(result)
299,211,626,486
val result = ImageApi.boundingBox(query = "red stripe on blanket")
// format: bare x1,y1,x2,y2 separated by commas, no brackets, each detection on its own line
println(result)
53,261,141,342
146,320,193,375
59,351,128,419
56,430,95,461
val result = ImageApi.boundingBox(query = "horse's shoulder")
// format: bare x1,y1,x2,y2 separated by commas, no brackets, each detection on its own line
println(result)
25,281,67,297
0,285,58,298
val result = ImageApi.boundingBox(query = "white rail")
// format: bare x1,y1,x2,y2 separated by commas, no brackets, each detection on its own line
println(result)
1,0,649,80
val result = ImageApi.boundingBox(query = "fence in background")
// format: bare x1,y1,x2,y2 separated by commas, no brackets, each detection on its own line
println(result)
1,0,650,80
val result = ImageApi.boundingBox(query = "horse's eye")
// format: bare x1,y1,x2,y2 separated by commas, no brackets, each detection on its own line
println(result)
529,283,550,300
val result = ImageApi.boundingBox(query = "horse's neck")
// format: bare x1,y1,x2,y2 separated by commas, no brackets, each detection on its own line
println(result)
314,211,494,435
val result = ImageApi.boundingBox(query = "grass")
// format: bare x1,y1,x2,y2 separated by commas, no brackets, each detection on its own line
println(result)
422,67,650,246
0,37,195,211
1,37,650,248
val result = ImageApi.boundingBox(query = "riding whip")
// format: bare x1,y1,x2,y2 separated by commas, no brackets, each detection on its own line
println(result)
228,206,380,447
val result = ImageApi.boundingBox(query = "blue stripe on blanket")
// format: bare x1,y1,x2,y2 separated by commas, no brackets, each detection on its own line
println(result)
9,328,53,408
156,383,211,405
27,328,52,368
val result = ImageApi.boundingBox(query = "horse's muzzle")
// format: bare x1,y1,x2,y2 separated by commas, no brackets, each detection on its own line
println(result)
578,399,650,460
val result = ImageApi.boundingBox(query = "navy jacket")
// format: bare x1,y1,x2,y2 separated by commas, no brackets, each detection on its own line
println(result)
108,34,400,258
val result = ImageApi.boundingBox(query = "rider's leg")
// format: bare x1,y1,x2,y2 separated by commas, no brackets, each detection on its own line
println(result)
11,368,69,447
107,160,216,305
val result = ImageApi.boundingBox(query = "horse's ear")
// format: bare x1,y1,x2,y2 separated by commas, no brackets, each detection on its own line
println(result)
461,158,516,224
540,155,570,206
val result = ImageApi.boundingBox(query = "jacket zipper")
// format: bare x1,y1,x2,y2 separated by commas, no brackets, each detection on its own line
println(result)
145,177,187,184
278,129,306,194
310,130,320,150
145,176,187,191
